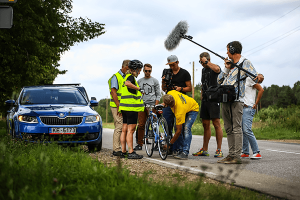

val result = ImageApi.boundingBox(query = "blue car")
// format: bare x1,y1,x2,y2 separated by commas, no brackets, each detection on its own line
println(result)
5,84,103,151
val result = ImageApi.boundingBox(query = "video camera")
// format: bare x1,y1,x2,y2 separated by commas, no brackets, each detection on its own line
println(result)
162,68,174,91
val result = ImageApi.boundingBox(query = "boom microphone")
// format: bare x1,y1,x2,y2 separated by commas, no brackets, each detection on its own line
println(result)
164,21,188,51
164,21,257,79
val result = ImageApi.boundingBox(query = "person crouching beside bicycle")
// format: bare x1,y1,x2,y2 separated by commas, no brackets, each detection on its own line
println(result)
162,90,199,160
119,60,144,159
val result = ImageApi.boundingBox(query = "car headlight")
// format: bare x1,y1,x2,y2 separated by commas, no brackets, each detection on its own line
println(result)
85,115,100,123
18,115,38,123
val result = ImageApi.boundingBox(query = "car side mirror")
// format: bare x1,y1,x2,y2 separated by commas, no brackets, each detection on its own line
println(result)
5,99,15,106
90,100,98,107
91,97,97,101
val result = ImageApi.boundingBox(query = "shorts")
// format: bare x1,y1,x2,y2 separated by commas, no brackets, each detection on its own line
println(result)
200,101,220,120
121,111,138,125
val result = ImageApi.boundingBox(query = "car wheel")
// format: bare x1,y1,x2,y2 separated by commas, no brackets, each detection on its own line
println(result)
88,139,102,152
11,124,15,139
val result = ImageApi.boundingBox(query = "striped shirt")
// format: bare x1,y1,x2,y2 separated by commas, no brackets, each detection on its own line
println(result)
217,56,258,102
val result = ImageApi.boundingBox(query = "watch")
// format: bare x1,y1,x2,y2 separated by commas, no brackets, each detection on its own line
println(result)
204,60,208,64
180,87,184,92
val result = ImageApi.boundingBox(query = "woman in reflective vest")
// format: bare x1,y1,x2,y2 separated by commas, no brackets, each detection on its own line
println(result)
119,60,144,159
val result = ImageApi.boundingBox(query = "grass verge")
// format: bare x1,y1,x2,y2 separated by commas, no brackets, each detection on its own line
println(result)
0,120,274,200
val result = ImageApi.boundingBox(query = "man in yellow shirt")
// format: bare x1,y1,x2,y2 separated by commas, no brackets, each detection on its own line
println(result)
162,90,199,159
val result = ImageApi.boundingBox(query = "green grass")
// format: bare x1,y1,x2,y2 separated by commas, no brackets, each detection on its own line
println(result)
0,120,271,200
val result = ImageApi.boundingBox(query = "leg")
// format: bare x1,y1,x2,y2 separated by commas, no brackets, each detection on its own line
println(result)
137,109,147,146
111,107,123,152
243,107,260,154
163,106,174,138
242,108,250,154
231,102,244,159
127,124,137,153
222,102,235,157
120,123,128,153
202,119,211,151
182,111,198,155
212,118,223,150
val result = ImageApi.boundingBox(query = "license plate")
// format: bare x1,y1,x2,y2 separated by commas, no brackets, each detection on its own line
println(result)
50,127,77,135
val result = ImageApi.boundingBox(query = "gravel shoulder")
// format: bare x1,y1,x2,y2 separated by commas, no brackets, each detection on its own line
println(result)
89,148,280,200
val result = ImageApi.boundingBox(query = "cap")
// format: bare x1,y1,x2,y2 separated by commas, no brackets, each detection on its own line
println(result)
166,55,178,65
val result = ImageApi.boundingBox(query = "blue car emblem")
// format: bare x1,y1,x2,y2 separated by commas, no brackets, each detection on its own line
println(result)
59,113,64,118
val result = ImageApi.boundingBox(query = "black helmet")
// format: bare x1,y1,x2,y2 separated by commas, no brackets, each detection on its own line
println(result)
128,60,143,70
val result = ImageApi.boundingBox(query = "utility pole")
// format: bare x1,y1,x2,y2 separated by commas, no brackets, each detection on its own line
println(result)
106,97,108,123
192,61,195,99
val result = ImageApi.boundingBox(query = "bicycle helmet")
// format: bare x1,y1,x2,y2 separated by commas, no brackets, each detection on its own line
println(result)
128,60,143,70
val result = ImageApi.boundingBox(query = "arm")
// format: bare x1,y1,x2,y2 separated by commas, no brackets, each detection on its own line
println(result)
217,59,231,84
200,57,220,73
170,124,182,144
125,80,140,91
253,83,264,109
154,79,162,105
176,80,192,93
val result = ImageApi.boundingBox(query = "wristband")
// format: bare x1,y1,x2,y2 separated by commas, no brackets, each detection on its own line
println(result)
180,87,183,92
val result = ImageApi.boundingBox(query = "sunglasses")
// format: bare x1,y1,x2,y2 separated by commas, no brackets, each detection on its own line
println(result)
199,60,207,64
144,70,151,73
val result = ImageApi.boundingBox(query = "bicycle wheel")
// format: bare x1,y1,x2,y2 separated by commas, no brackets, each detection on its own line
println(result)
144,118,154,157
157,117,170,160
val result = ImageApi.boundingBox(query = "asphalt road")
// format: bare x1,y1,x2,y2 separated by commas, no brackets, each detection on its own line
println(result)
102,128,300,200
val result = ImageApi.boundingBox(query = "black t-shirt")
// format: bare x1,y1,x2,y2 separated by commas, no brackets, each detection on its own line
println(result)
201,67,220,100
163,68,191,94
126,75,137,95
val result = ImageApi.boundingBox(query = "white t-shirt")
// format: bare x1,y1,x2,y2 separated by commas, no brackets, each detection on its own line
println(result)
244,77,257,107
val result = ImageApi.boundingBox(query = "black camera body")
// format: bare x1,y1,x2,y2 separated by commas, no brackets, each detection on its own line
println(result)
162,68,174,91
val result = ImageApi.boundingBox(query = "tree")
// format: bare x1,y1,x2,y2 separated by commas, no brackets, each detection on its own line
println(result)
0,0,105,115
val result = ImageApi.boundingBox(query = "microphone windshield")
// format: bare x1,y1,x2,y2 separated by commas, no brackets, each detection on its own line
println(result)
164,21,188,51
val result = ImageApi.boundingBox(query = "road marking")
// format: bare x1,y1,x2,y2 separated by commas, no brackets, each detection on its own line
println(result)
143,158,217,176
265,149,300,155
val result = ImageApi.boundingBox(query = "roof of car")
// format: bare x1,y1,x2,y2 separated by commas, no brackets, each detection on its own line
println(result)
23,84,81,88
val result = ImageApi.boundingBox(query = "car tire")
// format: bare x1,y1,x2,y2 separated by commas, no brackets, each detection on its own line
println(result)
88,139,102,152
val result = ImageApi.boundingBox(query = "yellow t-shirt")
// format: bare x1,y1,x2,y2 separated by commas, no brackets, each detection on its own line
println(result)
167,90,199,125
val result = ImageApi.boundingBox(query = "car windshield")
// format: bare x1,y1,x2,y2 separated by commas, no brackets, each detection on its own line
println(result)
20,88,88,105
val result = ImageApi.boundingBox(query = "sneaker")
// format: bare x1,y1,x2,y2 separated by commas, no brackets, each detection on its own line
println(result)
128,151,143,159
224,158,242,164
214,149,223,158
112,151,123,156
217,155,233,163
120,151,128,158
241,153,249,158
133,144,142,151
174,152,188,160
251,153,262,159
192,148,209,156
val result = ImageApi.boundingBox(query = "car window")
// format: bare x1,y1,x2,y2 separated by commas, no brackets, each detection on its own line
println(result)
20,88,88,105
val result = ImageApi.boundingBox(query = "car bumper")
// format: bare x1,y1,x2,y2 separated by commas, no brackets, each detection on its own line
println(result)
17,121,102,144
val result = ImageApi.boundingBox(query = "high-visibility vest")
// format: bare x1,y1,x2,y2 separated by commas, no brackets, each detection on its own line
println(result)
108,72,124,108
119,74,144,112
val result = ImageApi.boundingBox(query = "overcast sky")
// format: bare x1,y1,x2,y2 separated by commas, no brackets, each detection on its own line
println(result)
54,0,300,101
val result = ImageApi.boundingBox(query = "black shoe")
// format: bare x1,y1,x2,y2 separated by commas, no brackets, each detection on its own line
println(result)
120,151,128,158
112,151,123,156
128,151,143,159
133,144,142,151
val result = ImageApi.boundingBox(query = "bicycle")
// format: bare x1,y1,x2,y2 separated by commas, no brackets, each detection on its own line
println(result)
144,104,170,160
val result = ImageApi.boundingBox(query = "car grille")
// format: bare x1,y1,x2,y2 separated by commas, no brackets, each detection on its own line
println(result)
21,132,99,141
40,116,83,125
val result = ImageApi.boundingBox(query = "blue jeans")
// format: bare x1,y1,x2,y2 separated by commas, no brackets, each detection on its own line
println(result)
242,107,260,154
177,111,198,155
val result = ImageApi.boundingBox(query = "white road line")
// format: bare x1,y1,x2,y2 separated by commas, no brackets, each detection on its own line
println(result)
265,149,300,155
143,158,217,176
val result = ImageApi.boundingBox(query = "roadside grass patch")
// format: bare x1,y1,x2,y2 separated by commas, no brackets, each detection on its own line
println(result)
0,120,273,199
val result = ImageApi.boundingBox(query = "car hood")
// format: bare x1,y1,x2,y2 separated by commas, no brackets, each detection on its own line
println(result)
18,104,97,117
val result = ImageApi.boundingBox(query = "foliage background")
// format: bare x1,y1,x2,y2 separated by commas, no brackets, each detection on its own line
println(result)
0,0,105,115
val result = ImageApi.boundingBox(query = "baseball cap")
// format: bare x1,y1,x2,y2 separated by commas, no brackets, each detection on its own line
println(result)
166,55,178,65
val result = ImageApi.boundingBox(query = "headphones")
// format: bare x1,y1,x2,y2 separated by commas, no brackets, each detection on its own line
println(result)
229,42,236,54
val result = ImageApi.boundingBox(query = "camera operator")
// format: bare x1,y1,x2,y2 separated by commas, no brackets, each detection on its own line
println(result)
217,41,264,164
162,55,192,156
192,52,224,158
